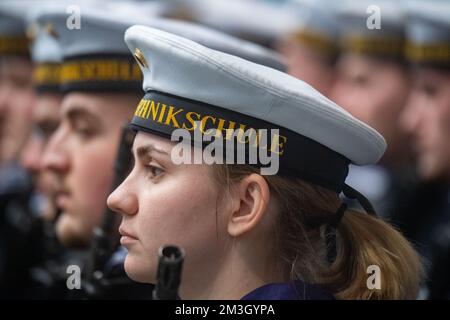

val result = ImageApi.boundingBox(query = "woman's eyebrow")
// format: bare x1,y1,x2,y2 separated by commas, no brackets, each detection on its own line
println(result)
135,144,169,160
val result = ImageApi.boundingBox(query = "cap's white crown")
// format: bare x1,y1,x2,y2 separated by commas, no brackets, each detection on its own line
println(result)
125,25,386,165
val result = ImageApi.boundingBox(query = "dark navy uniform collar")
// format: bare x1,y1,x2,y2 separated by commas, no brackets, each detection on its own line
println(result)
241,281,335,300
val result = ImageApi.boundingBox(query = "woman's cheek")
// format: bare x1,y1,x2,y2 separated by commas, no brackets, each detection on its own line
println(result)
138,173,215,238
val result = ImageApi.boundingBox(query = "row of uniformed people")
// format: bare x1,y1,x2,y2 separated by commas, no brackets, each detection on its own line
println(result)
398,0,450,300
0,0,287,299
0,0,448,299
235,0,450,299
282,0,450,299
0,0,288,299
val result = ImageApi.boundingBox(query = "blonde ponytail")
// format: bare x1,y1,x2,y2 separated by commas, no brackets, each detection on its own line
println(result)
323,210,423,299
213,164,423,300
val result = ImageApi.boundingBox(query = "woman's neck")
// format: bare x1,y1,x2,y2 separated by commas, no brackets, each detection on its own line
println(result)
179,242,283,300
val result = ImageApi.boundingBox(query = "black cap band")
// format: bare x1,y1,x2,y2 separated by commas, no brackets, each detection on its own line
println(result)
405,41,450,70
33,63,61,93
0,36,29,56
342,36,405,61
130,90,350,192
61,54,143,93
291,29,338,59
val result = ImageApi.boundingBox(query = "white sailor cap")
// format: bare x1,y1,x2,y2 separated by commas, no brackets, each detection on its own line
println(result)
284,0,340,58
404,0,450,69
26,5,64,92
36,3,286,93
35,5,151,93
26,8,62,64
145,18,286,71
337,0,405,60
184,0,299,48
125,26,386,193
103,0,176,19
0,0,36,56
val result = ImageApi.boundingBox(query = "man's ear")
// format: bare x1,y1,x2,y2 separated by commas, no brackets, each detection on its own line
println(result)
227,173,270,237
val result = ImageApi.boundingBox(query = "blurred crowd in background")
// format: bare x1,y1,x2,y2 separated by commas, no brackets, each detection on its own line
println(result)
0,0,449,300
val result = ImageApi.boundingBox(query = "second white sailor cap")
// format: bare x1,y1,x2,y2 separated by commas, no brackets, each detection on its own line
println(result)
405,0,450,69
36,3,286,93
125,25,386,193
184,0,299,48
0,0,35,56
26,5,64,92
285,0,340,59
36,6,145,93
337,0,405,60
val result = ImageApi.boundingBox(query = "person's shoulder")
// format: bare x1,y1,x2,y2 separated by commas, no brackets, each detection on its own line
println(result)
241,280,335,300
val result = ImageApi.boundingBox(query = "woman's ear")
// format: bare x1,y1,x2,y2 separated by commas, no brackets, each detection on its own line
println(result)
227,173,270,237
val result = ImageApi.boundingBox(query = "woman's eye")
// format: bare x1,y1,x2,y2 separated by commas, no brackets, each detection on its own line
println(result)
145,165,164,180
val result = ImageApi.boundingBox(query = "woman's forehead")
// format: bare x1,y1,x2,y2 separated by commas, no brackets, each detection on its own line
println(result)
133,131,174,154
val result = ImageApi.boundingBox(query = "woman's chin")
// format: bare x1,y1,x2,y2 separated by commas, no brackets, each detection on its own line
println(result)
124,254,155,284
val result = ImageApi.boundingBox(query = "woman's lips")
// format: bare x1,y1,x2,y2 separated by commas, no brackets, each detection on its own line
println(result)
120,235,138,245
119,227,139,245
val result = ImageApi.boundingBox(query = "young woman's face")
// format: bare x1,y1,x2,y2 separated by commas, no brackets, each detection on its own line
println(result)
107,132,228,284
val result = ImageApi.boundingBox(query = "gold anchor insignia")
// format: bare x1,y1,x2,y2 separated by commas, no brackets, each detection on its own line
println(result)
134,47,148,69
44,23,59,38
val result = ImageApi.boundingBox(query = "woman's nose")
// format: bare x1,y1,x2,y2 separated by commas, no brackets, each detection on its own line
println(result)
107,177,138,216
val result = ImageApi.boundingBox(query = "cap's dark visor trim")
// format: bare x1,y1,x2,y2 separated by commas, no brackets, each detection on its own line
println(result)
130,90,350,192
